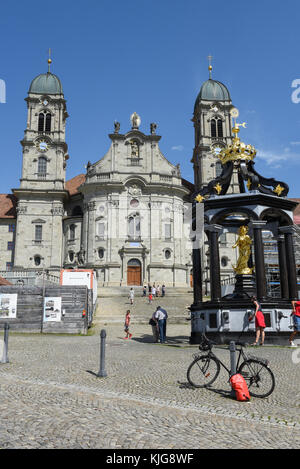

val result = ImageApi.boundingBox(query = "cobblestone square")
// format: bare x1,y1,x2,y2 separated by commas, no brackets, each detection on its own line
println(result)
0,321,300,449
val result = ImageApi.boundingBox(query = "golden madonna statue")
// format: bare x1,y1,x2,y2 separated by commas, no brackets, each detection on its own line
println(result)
232,225,253,275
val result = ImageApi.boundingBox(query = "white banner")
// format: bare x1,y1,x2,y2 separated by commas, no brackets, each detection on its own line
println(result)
0,294,17,319
43,297,62,322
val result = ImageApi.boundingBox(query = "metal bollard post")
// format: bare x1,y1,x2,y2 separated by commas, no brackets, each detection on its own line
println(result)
229,340,236,397
1,323,10,364
97,329,107,377
229,341,236,376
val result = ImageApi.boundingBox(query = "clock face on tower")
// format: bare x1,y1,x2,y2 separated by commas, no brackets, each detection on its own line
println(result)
35,137,50,152
210,143,224,158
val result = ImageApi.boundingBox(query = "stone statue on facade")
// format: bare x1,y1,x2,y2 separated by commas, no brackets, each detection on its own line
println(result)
76,245,86,265
130,112,141,129
130,140,139,158
150,123,157,135
114,121,120,133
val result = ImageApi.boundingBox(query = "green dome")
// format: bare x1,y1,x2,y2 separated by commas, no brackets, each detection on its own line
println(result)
29,72,63,95
194,79,230,109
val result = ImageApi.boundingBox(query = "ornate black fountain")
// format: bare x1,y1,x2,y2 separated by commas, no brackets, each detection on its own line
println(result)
190,110,298,344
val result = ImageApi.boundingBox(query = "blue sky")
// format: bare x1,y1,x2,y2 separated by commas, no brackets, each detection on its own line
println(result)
1,0,300,196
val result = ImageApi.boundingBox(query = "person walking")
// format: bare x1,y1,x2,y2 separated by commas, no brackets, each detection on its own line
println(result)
152,285,156,298
161,284,166,297
128,288,134,305
148,292,153,304
249,296,266,346
142,285,147,297
289,300,300,347
154,306,167,343
124,310,132,339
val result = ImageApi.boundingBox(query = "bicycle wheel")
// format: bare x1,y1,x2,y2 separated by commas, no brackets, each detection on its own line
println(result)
238,359,275,398
187,355,220,388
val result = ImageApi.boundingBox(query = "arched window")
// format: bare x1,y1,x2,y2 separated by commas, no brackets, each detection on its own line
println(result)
128,215,141,239
69,224,76,241
211,118,223,138
38,112,51,132
217,119,223,137
38,156,47,175
38,113,45,132
98,248,104,259
165,249,171,259
45,113,51,132
69,251,74,263
211,119,217,138
34,255,41,266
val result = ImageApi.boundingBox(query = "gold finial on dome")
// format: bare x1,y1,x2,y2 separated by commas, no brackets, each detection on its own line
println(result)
208,54,213,79
47,48,52,73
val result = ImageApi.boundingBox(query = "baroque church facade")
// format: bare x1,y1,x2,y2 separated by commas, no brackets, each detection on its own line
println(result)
0,62,245,287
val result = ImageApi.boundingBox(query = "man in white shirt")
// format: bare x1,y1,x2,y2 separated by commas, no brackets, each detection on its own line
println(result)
154,306,167,343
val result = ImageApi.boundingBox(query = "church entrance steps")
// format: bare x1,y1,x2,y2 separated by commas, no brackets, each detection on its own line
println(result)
97,286,193,297
93,294,193,325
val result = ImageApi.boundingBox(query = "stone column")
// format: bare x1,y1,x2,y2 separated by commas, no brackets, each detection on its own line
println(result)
205,224,222,302
279,226,298,300
277,235,289,300
249,221,267,300
192,247,202,305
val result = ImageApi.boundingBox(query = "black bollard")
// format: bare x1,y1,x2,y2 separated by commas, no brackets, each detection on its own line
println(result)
229,341,236,397
97,329,107,377
229,341,236,376
1,323,10,364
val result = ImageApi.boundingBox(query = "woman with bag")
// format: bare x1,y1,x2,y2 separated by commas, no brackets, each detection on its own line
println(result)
249,296,266,346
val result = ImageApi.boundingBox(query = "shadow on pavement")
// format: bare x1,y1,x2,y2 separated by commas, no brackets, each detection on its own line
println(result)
178,381,235,399
131,334,190,345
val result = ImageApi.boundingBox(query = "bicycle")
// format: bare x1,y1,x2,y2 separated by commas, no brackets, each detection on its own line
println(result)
187,334,275,398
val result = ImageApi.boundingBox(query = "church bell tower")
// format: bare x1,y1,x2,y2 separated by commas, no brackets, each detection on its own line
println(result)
191,59,239,193
13,55,69,271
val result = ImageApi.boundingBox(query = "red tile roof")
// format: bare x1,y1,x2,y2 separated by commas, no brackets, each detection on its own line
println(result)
0,276,12,286
0,194,17,219
65,174,86,196
290,198,300,224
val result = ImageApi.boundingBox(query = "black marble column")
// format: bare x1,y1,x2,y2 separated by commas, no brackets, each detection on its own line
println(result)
249,221,267,300
192,247,202,305
205,224,222,302
277,235,289,300
279,226,298,300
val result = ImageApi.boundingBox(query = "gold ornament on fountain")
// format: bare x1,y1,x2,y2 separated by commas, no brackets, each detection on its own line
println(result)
273,184,284,196
217,108,257,165
232,225,253,275
214,182,222,194
195,194,204,203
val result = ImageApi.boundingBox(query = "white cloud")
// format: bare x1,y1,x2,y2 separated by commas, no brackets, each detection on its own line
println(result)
290,141,300,145
256,148,300,166
171,145,184,151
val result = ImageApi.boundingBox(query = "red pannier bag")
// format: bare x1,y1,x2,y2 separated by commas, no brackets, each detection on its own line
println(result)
230,373,251,401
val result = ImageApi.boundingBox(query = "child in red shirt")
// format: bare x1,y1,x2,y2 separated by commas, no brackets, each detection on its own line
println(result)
124,310,132,339
148,293,153,304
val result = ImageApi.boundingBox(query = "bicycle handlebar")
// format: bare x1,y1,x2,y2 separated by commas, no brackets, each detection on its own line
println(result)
199,333,248,350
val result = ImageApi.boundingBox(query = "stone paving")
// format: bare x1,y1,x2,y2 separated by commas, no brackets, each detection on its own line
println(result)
0,319,300,449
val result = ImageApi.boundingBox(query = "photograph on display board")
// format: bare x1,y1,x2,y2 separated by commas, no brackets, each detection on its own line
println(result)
43,297,62,322
0,294,17,319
